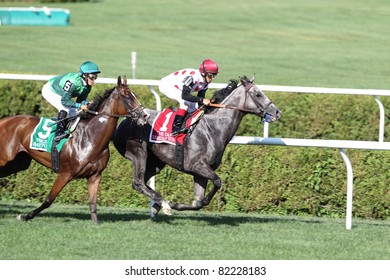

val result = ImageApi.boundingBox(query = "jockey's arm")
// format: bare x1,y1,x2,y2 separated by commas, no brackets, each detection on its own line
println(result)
181,84,202,103
182,85,210,105
181,76,210,105
197,89,210,106
197,89,207,99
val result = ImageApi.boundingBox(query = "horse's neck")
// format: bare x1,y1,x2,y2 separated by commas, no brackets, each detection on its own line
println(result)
204,103,245,144
212,87,246,137
221,85,245,107
77,113,118,148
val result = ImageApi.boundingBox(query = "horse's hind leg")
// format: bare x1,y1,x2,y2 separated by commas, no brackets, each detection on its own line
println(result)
17,173,71,221
0,152,32,178
144,153,166,182
144,155,169,215
125,140,169,215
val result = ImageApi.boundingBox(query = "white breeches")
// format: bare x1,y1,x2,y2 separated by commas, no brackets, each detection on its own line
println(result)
42,82,78,117
158,83,198,113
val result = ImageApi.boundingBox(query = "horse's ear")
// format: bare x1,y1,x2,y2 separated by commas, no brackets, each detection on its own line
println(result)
240,75,249,85
123,75,127,86
251,74,255,83
117,76,121,86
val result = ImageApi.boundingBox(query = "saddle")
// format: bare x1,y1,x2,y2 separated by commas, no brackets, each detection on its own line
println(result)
150,107,204,144
179,108,205,135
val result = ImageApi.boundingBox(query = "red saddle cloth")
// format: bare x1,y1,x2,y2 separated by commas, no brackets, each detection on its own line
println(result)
149,108,204,145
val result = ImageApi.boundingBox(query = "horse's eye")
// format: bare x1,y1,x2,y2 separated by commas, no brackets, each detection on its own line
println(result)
256,94,262,98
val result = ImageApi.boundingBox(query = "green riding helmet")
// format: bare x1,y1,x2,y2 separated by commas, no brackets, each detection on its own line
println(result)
79,61,101,74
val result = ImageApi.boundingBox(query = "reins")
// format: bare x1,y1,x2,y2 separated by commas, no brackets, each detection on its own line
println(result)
208,102,260,114
48,107,139,127
208,83,273,116
84,85,144,119
83,105,143,118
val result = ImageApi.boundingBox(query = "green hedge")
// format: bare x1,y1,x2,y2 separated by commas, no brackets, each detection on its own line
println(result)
0,80,389,219
44,0,91,2
0,0,92,3
39,0,92,3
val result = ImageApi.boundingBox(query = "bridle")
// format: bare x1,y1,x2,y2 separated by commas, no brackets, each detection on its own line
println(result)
85,85,144,121
209,83,274,118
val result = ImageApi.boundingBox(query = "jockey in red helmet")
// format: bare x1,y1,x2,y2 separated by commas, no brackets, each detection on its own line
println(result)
159,59,219,135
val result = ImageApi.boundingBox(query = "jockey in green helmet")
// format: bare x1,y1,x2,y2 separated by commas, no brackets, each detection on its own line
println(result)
41,61,101,141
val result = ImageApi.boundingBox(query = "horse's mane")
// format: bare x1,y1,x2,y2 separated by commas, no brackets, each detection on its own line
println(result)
206,79,238,113
79,87,114,119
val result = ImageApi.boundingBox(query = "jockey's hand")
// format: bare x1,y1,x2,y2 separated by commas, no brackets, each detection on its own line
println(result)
202,98,211,106
81,104,89,111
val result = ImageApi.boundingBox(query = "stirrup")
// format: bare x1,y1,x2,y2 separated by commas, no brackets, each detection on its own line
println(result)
171,125,187,136
54,133,68,142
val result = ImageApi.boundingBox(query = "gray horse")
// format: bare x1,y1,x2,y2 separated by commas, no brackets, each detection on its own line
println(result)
113,76,281,215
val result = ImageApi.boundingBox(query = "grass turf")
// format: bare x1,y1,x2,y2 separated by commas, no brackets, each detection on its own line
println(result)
0,201,389,260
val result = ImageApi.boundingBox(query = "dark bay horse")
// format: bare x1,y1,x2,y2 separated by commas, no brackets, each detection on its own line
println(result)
113,76,281,215
0,76,148,222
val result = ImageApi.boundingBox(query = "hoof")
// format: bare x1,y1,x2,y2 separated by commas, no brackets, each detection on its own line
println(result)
161,201,172,216
202,198,210,206
90,212,98,223
152,202,161,215
16,214,28,221
192,200,203,208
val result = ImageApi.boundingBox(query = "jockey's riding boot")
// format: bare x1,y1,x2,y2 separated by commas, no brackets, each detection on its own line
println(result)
171,108,187,136
54,110,68,142
171,114,185,136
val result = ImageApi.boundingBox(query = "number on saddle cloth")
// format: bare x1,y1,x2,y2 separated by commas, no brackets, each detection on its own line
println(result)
29,116,80,173
149,107,205,149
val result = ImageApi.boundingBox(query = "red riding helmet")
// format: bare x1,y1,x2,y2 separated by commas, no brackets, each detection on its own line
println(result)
199,59,219,75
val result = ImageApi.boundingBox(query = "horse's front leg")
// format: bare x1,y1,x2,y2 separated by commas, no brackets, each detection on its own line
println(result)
169,175,221,210
87,174,101,223
190,163,222,207
202,175,221,206
17,173,71,221
193,175,207,208
168,164,221,211
168,175,207,211
132,180,170,215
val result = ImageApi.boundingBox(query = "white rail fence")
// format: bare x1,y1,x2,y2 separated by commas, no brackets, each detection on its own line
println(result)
1,73,389,230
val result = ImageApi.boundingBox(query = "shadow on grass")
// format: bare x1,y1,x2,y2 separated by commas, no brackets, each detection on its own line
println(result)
2,201,389,228
0,200,323,227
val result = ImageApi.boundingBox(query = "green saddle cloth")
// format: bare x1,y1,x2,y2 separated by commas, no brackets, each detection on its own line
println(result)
30,117,68,153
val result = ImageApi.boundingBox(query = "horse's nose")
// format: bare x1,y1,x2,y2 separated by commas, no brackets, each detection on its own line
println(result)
139,111,150,125
276,109,282,119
